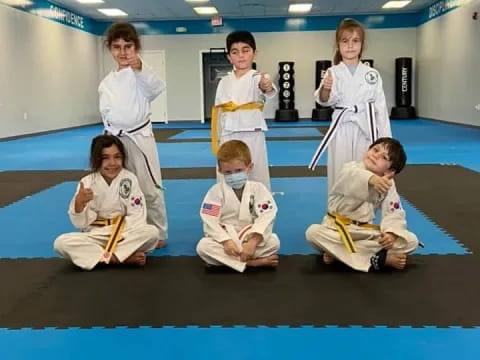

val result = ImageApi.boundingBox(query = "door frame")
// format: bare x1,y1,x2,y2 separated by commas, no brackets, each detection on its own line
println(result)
142,50,168,124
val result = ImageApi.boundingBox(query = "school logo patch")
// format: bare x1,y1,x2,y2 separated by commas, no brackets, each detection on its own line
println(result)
365,70,378,85
119,178,132,199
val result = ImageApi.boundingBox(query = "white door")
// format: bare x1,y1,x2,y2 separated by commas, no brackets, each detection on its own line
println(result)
142,51,168,123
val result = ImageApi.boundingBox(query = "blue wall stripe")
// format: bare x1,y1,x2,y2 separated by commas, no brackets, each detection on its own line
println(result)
94,13,420,36
1,0,466,36
417,0,463,25
2,0,97,34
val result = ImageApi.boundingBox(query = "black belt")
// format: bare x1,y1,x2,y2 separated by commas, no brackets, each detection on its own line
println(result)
117,119,151,136
334,105,359,113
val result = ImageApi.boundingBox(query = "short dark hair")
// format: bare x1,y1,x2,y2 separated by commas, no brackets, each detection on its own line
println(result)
105,22,141,51
226,31,256,52
369,137,407,174
90,135,126,172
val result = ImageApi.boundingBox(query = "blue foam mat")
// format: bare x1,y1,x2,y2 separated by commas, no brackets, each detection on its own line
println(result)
155,141,328,168
151,120,332,129
0,119,479,171
170,127,322,139
1,327,480,360
0,177,466,258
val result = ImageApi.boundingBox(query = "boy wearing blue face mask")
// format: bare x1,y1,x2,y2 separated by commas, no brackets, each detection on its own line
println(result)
197,140,280,272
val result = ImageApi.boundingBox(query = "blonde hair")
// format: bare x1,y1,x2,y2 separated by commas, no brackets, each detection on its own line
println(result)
333,18,365,65
217,140,252,167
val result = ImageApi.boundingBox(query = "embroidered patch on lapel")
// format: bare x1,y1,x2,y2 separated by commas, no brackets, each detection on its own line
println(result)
130,196,143,207
257,200,273,213
365,70,378,85
119,178,132,199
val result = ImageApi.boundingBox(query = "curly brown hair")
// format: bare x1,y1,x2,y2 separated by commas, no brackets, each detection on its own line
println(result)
105,22,141,50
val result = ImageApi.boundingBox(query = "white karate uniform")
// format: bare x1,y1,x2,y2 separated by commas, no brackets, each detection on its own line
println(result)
314,62,392,192
54,169,160,270
305,161,418,272
196,180,280,272
215,70,277,190
99,62,168,240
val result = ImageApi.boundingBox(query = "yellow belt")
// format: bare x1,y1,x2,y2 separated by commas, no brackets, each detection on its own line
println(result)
210,101,264,154
327,212,380,253
91,216,126,264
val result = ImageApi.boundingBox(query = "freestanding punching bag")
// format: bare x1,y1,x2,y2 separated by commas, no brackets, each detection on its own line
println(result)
275,61,299,122
312,60,334,121
390,57,416,119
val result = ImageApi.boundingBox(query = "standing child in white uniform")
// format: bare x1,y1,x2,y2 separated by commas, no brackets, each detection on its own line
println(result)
99,22,167,248
212,30,277,190
197,140,280,272
54,135,160,270
306,138,419,272
310,19,392,193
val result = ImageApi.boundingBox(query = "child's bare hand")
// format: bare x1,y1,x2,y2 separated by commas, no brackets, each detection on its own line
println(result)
322,70,334,90
223,240,241,257
74,181,94,213
368,174,392,194
378,232,397,250
77,181,94,204
128,54,142,71
240,233,262,261
258,73,273,93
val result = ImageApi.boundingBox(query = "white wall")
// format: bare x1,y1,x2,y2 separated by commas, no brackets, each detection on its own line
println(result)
3,2,479,132
0,3,418,133
416,1,480,126
100,28,417,121
0,4,101,138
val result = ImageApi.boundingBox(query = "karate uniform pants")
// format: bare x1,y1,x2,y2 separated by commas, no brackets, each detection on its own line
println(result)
120,134,168,241
196,233,280,273
306,223,418,272
54,224,159,270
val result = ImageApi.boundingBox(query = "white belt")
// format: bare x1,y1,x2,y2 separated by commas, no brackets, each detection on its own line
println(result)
308,101,377,170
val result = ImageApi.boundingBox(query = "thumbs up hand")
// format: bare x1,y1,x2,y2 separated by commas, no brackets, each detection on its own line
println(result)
322,70,334,90
258,73,274,93
368,174,393,195
74,181,94,213
127,53,142,72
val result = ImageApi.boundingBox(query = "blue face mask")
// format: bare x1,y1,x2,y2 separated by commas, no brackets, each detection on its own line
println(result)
224,171,248,189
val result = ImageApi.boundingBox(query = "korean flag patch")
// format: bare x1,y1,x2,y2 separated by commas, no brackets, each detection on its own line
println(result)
389,201,401,212
130,196,143,207
257,200,273,213
119,178,132,199
365,70,378,85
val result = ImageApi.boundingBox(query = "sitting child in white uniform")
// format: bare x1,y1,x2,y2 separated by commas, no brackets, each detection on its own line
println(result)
54,135,160,270
306,137,419,272
197,140,280,272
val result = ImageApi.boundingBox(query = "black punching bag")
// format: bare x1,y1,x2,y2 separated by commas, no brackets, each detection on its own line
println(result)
275,62,299,122
312,60,334,121
391,57,416,119
361,59,374,68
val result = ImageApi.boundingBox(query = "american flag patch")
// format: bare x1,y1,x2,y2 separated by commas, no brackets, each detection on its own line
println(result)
202,203,220,216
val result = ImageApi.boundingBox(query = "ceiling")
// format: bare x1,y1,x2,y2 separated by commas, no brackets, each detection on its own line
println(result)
49,0,437,21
